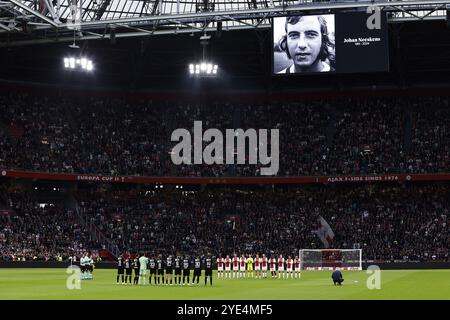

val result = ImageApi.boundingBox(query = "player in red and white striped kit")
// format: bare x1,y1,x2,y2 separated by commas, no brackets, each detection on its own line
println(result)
261,254,268,278
232,254,239,278
286,256,294,278
277,254,285,279
254,254,261,279
294,256,301,278
269,256,277,278
239,255,246,278
224,255,231,278
217,256,224,278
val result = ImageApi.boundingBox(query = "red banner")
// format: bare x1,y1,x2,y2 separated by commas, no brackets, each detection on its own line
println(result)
1,170,449,184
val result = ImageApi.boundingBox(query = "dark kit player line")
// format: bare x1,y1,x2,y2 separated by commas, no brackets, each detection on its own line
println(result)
174,255,182,285
204,255,213,286
165,255,174,285
182,256,191,285
156,255,165,285
193,256,202,286
124,256,132,284
133,256,140,285
149,256,157,285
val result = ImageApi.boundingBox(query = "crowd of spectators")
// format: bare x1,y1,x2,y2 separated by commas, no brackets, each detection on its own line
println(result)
0,92,448,177
2,182,447,262
409,97,450,173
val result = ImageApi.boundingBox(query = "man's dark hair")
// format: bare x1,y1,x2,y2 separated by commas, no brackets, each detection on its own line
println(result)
278,15,333,61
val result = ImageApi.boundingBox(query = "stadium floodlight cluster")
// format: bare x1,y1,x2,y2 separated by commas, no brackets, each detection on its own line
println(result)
63,57,94,71
189,62,218,76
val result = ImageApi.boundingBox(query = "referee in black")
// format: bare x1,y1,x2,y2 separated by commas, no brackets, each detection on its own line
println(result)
174,255,182,286
182,255,191,286
193,256,202,287
204,255,213,286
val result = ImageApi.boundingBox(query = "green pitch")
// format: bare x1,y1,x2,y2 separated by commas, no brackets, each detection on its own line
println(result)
0,269,449,300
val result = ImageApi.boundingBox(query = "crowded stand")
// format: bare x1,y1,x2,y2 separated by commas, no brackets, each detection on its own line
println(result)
1,183,448,262
0,185,97,261
0,92,448,177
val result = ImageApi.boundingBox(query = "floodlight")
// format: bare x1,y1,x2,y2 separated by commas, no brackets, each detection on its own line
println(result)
86,60,93,71
63,56,94,72
188,61,219,77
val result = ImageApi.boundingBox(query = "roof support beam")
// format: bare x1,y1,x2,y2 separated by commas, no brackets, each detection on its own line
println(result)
56,0,450,29
0,21,11,30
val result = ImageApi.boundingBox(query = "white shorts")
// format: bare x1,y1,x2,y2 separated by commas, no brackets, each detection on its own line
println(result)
225,266,231,271
278,267,285,271
270,266,276,271
233,265,239,271
255,265,261,271
218,265,224,271
287,267,293,272
295,267,301,271
262,266,268,271
139,269,147,275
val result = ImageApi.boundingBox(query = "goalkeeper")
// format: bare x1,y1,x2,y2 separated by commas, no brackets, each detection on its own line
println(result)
138,253,149,285
246,255,254,278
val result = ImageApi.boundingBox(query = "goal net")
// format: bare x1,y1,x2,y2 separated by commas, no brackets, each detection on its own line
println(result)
299,249,362,270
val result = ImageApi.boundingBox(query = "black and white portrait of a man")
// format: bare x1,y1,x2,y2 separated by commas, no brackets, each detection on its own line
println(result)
274,14,336,74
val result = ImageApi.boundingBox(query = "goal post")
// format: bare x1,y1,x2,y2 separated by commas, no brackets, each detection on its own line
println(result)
299,249,362,270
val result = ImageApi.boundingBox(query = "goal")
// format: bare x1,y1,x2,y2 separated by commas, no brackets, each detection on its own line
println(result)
299,249,362,270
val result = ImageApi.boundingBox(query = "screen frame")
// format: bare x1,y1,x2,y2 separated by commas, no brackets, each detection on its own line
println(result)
271,11,389,77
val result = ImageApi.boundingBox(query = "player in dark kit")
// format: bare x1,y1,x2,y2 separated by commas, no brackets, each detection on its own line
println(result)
182,256,191,286
124,256,132,284
156,255,164,285
204,255,213,286
133,256,140,285
165,255,173,285
174,255,182,285
116,255,124,284
193,257,202,286
149,256,157,285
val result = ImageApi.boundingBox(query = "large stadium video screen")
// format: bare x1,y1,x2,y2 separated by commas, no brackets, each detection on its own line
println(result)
273,11,389,75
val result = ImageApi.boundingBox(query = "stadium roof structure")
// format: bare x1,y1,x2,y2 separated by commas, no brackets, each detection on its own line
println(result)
0,0,449,47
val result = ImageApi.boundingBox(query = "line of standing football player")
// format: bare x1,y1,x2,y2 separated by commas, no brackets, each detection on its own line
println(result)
116,254,214,286
116,253,301,286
